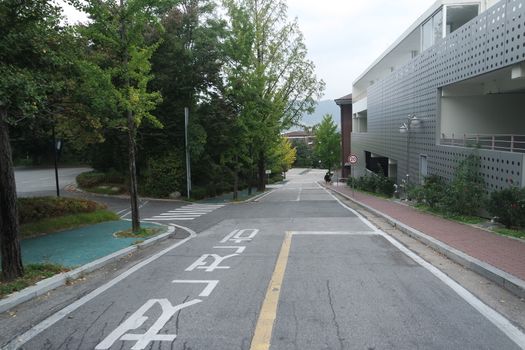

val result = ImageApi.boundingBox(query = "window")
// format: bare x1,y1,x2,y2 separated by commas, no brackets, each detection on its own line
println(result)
421,9,444,51
422,19,433,51
445,5,479,35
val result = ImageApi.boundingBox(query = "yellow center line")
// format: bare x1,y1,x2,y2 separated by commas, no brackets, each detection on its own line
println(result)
250,231,293,350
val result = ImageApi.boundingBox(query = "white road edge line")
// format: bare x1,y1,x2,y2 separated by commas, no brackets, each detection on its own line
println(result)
3,224,197,350
321,185,525,349
253,189,274,202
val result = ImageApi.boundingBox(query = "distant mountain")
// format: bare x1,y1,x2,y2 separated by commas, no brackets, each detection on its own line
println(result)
293,100,341,131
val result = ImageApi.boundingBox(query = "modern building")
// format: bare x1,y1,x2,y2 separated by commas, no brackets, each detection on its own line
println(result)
282,130,315,146
347,0,525,190
335,94,352,178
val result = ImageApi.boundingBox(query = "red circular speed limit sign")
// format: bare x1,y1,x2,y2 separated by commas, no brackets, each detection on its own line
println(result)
348,154,358,165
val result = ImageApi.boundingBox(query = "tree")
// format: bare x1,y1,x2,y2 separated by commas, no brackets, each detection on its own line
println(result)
269,136,296,176
292,139,313,167
142,0,228,195
0,0,78,280
80,0,165,232
314,114,340,172
223,0,324,191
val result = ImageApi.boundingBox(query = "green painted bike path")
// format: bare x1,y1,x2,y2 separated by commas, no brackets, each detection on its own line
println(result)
21,221,161,268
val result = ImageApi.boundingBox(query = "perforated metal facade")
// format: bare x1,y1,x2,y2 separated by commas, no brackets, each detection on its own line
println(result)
351,0,525,190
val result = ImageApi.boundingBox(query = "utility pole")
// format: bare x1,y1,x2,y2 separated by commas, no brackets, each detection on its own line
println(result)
52,124,60,197
185,107,191,199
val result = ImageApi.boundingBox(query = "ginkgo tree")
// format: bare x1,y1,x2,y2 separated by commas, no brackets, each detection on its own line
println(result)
314,114,340,173
223,0,324,191
79,0,167,232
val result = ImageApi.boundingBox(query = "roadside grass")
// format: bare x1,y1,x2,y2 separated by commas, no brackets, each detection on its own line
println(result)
114,227,161,239
20,210,120,239
0,263,68,299
494,228,525,240
413,204,485,225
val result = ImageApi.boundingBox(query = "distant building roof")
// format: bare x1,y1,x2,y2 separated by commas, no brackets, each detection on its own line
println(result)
334,93,352,105
282,130,313,138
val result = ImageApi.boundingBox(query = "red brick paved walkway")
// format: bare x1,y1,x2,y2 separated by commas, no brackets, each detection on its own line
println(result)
327,183,525,282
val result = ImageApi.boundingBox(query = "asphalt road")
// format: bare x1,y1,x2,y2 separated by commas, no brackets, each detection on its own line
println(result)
14,167,91,197
3,169,525,349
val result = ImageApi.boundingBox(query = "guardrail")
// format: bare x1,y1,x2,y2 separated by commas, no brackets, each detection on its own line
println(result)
441,134,525,153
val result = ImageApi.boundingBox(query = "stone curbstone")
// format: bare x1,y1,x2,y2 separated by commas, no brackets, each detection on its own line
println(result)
326,185,525,299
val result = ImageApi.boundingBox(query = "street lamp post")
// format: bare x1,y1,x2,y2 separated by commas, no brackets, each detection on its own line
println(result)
399,114,420,198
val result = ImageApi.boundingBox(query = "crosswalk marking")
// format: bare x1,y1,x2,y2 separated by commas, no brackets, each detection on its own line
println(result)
144,204,225,221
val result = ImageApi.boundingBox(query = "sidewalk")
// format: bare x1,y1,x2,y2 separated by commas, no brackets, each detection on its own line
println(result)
325,183,525,296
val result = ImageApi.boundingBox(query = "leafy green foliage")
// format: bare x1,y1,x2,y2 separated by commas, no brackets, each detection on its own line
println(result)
408,154,485,217
444,154,485,216
76,171,125,189
142,151,185,198
268,137,296,174
17,197,106,224
347,173,395,197
488,187,525,228
20,210,119,238
292,139,314,167
223,0,324,190
410,175,448,209
314,115,340,171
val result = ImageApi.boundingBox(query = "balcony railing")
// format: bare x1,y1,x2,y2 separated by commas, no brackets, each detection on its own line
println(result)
441,134,525,153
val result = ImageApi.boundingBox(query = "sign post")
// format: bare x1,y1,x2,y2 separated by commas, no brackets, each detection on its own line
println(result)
348,154,358,197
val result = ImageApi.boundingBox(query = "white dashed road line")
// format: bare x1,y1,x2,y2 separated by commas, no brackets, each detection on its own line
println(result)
144,204,225,221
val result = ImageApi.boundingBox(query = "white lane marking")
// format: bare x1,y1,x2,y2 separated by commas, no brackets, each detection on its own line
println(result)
6,224,195,349
187,205,224,208
322,186,525,348
289,231,378,236
296,186,303,201
116,208,130,215
220,229,259,244
213,246,246,254
253,190,274,202
143,204,223,222
171,280,219,297
185,254,238,272
119,201,149,219
144,218,195,221
159,213,202,216
95,298,202,350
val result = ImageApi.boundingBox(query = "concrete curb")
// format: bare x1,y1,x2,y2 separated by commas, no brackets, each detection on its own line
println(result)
325,185,525,299
0,225,178,314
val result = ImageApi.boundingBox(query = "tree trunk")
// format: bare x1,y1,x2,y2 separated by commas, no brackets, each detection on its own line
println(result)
0,110,24,281
257,150,266,191
233,170,238,200
121,0,140,233
127,111,140,233
233,155,239,200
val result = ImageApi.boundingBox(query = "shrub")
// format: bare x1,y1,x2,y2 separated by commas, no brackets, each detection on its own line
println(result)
76,170,125,189
421,175,447,209
18,197,104,224
347,172,395,197
488,187,525,228
142,152,185,198
76,172,107,188
444,154,485,216
375,175,395,197
190,186,207,200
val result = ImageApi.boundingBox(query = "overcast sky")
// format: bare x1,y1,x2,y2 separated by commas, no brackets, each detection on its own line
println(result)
60,0,437,100
287,0,436,100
